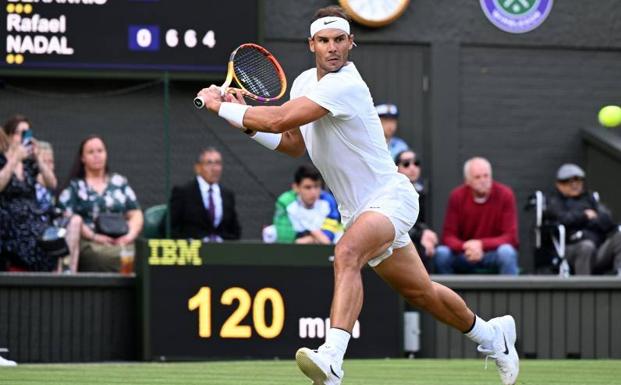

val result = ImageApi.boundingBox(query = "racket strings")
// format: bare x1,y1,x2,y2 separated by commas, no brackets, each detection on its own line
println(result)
233,47,284,98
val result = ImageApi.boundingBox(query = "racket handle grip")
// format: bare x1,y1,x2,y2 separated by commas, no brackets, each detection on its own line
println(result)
193,96,205,109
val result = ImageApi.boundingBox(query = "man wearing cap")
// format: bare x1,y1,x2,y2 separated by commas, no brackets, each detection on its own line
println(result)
196,5,519,385
545,163,621,275
375,103,410,159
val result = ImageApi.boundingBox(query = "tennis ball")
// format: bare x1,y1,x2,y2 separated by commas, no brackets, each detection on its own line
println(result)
598,105,621,128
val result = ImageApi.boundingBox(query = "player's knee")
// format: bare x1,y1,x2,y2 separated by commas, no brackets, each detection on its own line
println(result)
334,243,364,271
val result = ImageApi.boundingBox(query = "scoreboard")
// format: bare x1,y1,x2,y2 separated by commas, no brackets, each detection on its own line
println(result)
0,0,258,75
139,240,404,360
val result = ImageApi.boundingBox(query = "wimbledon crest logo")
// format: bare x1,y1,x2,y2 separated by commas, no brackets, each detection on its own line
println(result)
480,0,554,34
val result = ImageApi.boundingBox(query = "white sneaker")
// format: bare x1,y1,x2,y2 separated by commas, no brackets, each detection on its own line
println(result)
477,315,519,385
0,355,17,367
295,347,343,385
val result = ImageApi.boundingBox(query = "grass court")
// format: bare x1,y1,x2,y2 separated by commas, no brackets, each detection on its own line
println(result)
2,359,620,384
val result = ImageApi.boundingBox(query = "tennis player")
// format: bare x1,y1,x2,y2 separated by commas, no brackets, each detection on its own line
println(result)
196,6,519,385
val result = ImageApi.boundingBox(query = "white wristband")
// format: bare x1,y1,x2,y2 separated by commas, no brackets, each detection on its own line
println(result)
218,102,250,128
251,131,282,151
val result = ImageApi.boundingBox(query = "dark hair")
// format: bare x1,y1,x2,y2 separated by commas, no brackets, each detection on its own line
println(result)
2,114,31,137
294,164,321,184
196,146,220,164
60,135,109,193
313,5,351,23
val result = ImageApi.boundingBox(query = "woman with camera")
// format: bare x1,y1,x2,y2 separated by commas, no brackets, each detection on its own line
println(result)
57,135,143,272
0,115,70,272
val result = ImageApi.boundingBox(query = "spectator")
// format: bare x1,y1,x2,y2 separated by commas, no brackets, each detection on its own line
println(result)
57,135,143,272
34,141,56,215
273,164,342,244
375,103,409,160
169,147,241,241
395,150,438,272
545,164,621,275
0,115,67,272
35,140,82,273
435,157,519,275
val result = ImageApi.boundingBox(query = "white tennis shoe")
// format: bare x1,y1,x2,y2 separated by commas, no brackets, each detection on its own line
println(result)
0,355,17,366
295,347,343,385
477,315,519,385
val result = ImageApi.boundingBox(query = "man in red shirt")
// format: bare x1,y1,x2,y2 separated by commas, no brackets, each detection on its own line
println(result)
435,157,519,274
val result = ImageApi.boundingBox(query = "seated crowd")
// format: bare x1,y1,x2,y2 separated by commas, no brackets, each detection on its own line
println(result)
1,110,619,276
0,115,142,273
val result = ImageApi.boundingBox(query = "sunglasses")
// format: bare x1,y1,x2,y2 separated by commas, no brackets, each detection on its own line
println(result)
399,159,420,168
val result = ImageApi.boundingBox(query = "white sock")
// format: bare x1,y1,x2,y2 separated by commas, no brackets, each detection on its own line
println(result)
464,315,495,347
321,328,351,363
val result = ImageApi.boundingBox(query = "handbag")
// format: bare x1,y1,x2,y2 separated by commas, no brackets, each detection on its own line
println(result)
38,226,70,259
95,212,129,238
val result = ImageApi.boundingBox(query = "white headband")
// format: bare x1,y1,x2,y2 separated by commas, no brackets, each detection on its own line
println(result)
310,16,350,37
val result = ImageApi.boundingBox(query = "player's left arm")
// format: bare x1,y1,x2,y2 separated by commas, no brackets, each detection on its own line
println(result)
274,127,306,158
242,98,327,157
198,87,326,157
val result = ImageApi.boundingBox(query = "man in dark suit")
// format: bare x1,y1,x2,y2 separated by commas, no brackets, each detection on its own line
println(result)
169,147,241,241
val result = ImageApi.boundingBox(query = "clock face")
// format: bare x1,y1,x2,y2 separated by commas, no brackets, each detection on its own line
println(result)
339,0,410,27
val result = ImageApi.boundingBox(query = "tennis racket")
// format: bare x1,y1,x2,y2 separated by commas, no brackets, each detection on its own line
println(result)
194,43,287,108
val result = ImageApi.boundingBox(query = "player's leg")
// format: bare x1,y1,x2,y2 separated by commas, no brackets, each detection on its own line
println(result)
296,211,394,385
330,211,395,329
373,242,474,329
373,243,519,385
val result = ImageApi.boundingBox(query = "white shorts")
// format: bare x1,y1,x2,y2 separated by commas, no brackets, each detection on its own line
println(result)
341,181,419,267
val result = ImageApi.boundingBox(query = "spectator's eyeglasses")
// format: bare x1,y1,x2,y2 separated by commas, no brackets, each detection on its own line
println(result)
399,159,420,168
558,177,583,184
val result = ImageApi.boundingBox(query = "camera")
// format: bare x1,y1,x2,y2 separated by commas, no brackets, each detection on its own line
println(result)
21,129,33,154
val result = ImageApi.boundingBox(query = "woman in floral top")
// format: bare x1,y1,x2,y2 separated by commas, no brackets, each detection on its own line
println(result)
57,135,143,272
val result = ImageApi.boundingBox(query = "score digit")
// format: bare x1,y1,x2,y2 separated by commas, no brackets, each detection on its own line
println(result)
187,287,212,337
184,30,198,48
188,286,285,340
128,25,160,51
203,30,216,48
136,28,152,48
165,29,179,47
